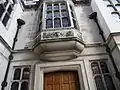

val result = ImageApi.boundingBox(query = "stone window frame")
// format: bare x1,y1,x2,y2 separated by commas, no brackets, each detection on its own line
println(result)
90,60,116,90
34,60,90,90
10,66,31,90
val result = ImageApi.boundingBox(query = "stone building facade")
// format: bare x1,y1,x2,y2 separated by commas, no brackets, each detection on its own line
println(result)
0,0,120,90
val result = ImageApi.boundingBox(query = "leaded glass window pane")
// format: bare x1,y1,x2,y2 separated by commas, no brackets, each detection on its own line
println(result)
2,13,10,26
20,82,28,90
54,18,61,28
47,4,52,11
104,75,116,90
47,11,52,19
100,62,109,73
13,68,21,80
11,82,19,90
61,10,68,17
91,62,100,75
62,17,70,27
22,68,30,80
61,3,66,10
54,4,59,11
95,76,105,90
46,19,53,28
54,11,60,18
7,5,13,15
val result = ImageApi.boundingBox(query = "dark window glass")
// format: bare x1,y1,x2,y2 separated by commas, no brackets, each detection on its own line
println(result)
39,22,42,31
46,19,53,28
104,75,116,90
91,62,100,75
54,18,61,28
47,4,52,11
2,13,10,26
41,4,43,12
22,68,30,80
95,76,105,90
61,10,68,17
11,82,19,90
70,5,73,11
73,19,77,29
100,62,109,73
12,0,16,4
54,11,60,18
13,68,21,80
54,4,59,11
0,4,5,18
71,12,74,18
8,5,13,15
4,1,8,7
62,18,70,27
61,3,66,10
20,82,28,90
47,11,52,19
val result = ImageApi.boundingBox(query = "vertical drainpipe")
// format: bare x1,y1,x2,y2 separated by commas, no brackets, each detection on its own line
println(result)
1,19,25,90
89,12,120,81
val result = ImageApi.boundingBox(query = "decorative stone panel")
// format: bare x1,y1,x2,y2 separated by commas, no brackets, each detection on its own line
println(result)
41,29,82,40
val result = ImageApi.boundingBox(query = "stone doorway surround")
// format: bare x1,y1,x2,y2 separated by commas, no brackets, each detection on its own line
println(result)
34,60,89,90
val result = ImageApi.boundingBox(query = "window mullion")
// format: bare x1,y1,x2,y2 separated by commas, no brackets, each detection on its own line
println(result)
98,61,108,90
19,81,21,90
52,4,54,28
20,68,24,81
59,3,63,28
19,67,23,90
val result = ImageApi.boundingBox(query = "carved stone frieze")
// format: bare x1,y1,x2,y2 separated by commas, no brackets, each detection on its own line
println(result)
42,30,74,39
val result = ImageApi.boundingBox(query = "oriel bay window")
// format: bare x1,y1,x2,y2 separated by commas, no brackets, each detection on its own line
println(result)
45,1,73,29
91,61,116,90
11,66,30,90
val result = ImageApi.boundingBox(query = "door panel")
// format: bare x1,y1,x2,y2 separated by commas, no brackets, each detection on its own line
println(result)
44,71,80,90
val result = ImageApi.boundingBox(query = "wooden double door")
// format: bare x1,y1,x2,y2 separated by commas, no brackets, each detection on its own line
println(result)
44,71,80,90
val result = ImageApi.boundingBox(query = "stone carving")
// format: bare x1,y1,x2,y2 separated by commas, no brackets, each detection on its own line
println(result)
42,30,74,39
